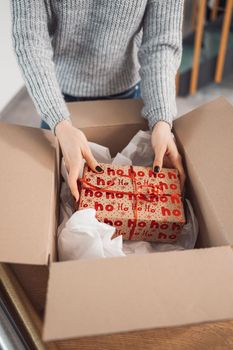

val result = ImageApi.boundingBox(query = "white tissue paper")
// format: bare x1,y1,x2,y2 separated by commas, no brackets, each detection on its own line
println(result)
118,130,154,166
57,130,199,261
58,209,125,261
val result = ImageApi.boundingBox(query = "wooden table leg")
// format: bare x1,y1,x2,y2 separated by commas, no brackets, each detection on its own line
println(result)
190,0,206,95
215,0,233,83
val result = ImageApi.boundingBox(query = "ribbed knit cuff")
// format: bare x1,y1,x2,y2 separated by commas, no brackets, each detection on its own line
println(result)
142,106,174,130
42,104,71,135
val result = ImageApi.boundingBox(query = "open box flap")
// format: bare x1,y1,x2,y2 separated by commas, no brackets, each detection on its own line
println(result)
43,246,233,341
173,97,233,246
0,123,57,265
68,99,147,155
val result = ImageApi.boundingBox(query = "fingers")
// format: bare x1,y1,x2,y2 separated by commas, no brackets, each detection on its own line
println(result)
67,139,103,202
68,169,80,202
151,123,170,173
67,158,83,202
162,154,173,168
152,132,186,192
171,154,186,192
168,139,186,192
83,144,103,174
153,146,166,173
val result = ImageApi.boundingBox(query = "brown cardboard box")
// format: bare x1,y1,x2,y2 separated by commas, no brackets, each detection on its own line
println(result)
79,163,185,242
1,97,233,349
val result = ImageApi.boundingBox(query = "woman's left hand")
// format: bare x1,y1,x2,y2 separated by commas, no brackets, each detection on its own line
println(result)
151,121,186,191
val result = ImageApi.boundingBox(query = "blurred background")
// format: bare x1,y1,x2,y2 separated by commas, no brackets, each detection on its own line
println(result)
0,0,233,127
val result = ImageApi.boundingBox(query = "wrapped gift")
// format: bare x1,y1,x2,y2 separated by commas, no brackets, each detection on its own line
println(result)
78,163,186,242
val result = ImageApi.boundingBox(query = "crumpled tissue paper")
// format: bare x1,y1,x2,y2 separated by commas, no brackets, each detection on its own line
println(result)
58,208,125,261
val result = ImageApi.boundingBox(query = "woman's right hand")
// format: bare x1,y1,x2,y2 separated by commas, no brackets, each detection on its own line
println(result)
152,121,186,191
55,120,103,202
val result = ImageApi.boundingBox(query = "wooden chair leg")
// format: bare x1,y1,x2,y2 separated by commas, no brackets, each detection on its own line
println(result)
215,0,233,83
211,0,220,21
190,0,206,95
191,0,198,30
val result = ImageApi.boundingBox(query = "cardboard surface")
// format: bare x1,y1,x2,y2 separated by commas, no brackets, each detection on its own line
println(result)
174,97,233,246
43,246,233,341
0,123,56,265
68,99,147,155
2,97,233,346
10,264,49,317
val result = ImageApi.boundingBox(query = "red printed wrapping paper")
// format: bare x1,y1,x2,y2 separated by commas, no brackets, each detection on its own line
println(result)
78,163,186,242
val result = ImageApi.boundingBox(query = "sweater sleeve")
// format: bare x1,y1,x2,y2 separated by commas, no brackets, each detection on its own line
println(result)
11,0,71,134
138,0,184,129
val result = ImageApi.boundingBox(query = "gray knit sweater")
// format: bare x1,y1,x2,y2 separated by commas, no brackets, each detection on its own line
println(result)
11,0,183,134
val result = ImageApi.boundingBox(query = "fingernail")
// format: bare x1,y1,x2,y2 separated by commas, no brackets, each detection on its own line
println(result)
96,165,104,173
154,166,160,173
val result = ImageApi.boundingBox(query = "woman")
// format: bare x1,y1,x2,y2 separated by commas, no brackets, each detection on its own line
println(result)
11,0,185,201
